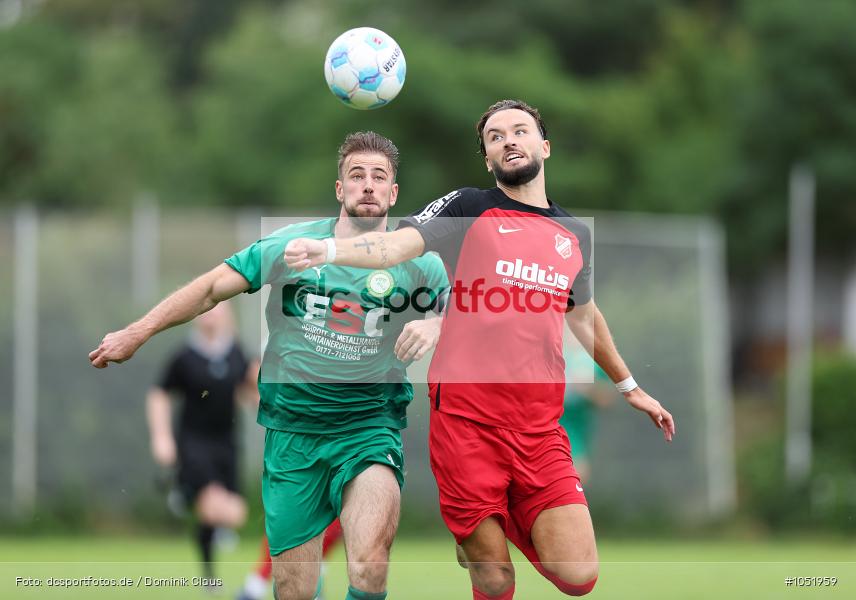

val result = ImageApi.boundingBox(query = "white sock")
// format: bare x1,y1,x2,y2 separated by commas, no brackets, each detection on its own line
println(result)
243,572,269,599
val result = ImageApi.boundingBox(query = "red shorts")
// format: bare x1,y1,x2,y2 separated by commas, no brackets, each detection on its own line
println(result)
429,409,587,549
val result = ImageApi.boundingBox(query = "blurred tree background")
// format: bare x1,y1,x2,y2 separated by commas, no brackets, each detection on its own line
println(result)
3,0,856,534
3,0,856,272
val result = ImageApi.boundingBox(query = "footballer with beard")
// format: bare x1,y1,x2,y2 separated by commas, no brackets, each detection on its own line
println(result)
91,132,449,600
284,101,676,599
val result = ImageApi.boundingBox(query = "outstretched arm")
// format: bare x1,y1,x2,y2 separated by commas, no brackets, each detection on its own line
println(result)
284,228,425,271
89,263,250,368
566,300,675,442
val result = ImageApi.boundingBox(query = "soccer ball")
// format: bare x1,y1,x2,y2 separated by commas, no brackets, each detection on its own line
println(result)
324,27,406,110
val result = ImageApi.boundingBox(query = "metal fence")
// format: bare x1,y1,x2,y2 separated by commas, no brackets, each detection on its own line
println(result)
0,205,733,526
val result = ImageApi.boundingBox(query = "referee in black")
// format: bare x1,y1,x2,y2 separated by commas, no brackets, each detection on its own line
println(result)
146,301,259,584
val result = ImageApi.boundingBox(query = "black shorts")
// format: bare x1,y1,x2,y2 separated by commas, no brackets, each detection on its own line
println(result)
177,432,239,504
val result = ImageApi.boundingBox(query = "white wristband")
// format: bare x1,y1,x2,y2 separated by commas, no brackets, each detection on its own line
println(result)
324,238,336,264
615,376,638,394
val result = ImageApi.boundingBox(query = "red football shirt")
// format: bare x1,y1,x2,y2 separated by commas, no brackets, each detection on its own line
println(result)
400,187,592,433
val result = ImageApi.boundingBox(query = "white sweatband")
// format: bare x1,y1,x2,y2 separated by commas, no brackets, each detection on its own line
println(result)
615,376,638,393
324,238,336,264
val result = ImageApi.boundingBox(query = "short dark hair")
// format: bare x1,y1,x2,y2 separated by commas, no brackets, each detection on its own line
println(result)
475,99,548,156
337,131,400,179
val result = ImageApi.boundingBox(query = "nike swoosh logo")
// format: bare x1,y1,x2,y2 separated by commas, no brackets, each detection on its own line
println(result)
576,483,584,492
498,225,523,234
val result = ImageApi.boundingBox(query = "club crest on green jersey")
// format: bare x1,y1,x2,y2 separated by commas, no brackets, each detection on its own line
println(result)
366,270,395,297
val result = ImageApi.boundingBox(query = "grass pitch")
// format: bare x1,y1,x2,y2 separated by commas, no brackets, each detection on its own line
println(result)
1,535,853,599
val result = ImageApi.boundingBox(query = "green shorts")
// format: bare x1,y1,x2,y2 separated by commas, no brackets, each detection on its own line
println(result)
559,401,595,460
262,426,405,555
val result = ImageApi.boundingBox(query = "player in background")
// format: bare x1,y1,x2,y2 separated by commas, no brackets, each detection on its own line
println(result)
91,131,449,600
560,348,615,484
284,100,675,599
147,302,258,587
149,292,342,600
237,520,343,600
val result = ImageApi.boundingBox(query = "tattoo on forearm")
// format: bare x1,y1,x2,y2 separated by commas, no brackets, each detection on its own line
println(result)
354,239,375,254
379,236,389,267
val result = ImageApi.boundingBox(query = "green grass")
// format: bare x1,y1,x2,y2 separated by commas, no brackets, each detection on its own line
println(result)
1,535,853,599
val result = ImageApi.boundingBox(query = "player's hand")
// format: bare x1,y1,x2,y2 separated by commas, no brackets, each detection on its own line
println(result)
88,327,146,368
151,434,177,467
623,387,675,442
394,317,442,363
284,238,328,271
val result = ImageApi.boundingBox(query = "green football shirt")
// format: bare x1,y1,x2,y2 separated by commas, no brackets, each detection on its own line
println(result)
226,218,449,434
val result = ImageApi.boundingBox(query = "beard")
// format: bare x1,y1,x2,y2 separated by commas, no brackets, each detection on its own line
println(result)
491,156,542,186
344,198,388,231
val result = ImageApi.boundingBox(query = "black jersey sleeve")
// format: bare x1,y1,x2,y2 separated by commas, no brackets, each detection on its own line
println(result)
397,188,478,257
567,218,593,307
158,350,186,392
